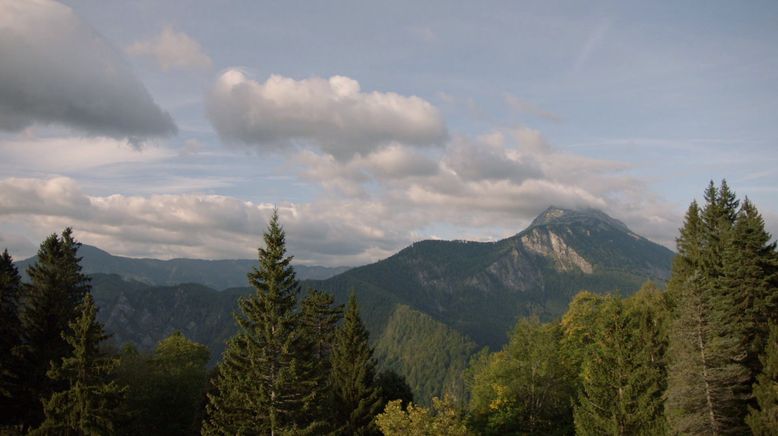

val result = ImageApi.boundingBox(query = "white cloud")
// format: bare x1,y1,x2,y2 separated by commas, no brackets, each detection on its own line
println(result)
0,177,405,265
0,0,176,139
127,26,212,71
206,70,447,159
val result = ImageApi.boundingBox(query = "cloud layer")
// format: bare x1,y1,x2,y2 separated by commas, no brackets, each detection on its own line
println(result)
207,70,447,159
127,26,212,71
0,0,176,139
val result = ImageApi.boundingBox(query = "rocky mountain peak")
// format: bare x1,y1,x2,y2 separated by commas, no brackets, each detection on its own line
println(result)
529,206,630,232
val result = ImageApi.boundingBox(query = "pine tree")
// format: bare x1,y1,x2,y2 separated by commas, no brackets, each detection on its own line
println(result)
31,293,124,435
722,199,778,378
330,293,383,435
573,296,666,435
19,228,91,428
301,288,343,424
747,324,778,435
0,249,24,429
203,210,320,435
665,181,758,434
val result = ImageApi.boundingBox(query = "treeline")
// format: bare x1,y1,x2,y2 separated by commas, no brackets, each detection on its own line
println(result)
2,181,777,435
0,213,413,435
402,181,776,435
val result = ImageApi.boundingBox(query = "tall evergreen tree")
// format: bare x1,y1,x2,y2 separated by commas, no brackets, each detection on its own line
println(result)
573,296,667,436
19,228,91,428
747,324,778,435
665,181,764,434
31,293,124,435
301,289,343,423
722,199,778,379
0,249,24,428
202,211,320,435
330,293,383,435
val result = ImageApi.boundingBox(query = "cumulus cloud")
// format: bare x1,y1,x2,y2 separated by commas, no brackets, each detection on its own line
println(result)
127,26,212,71
206,70,447,159
295,126,680,244
0,177,406,265
0,0,176,138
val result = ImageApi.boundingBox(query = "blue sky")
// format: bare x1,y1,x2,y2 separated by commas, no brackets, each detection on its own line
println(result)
1,0,777,265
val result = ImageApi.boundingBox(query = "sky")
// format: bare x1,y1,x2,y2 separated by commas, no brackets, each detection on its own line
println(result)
1,0,777,266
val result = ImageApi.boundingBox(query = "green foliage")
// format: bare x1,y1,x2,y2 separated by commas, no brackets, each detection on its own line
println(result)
376,397,472,436
18,228,91,429
203,211,321,435
0,249,23,419
665,181,777,434
301,287,343,421
376,369,414,409
116,332,210,436
468,317,575,435
573,295,667,436
747,324,778,435
32,293,124,435
330,293,384,435
374,304,478,405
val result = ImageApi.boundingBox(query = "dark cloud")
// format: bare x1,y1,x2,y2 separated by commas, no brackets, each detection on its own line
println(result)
0,0,176,139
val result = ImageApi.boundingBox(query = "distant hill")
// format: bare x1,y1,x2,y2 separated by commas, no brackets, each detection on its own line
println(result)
25,207,675,404
15,244,350,289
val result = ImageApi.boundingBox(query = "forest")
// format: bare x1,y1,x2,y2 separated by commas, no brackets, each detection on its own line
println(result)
0,180,776,435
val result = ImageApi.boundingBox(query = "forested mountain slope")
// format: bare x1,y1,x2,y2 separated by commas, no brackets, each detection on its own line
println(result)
308,207,675,347
41,207,673,403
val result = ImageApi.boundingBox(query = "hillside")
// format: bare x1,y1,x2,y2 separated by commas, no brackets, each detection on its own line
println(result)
49,207,673,403
307,207,675,348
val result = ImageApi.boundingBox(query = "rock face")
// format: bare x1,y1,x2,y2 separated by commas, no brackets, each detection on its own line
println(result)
309,206,674,348
521,228,593,274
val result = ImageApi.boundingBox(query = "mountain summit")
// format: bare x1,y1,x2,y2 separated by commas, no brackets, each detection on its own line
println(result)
310,207,674,348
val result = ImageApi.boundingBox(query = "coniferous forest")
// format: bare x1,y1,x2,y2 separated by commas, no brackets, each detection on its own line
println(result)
1,181,777,435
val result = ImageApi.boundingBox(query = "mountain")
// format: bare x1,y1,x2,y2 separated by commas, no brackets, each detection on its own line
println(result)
15,244,350,289
27,207,674,404
306,207,675,348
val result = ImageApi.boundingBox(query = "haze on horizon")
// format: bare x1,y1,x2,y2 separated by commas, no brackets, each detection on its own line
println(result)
1,0,777,266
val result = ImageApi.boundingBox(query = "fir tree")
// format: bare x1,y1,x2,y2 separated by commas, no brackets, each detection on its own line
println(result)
573,296,666,436
0,249,24,428
665,181,757,434
202,210,320,435
722,199,778,379
19,228,91,428
330,293,384,435
747,324,778,435
301,288,343,424
31,293,124,435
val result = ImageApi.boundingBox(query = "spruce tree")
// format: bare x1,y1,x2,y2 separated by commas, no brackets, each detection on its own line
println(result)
747,324,778,435
0,249,24,428
301,289,343,423
19,228,91,428
202,211,320,435
330,293,383,435
665,181,763,434
573,296,666,435
722,199,778,378
31,293,124,435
